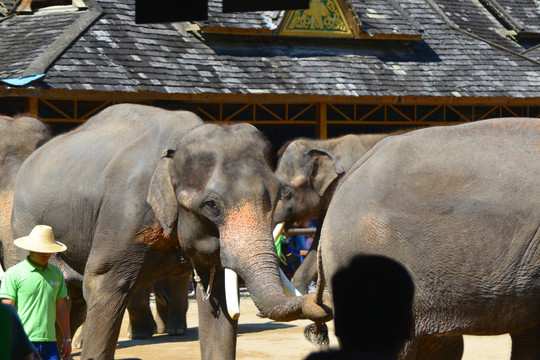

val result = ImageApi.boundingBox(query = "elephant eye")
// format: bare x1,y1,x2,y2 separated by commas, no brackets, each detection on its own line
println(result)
203,199,221,217
281,184,293,200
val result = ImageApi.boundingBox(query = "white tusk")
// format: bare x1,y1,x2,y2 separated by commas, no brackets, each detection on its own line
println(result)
273,222,285,241
280,268,302,297
224,268,240,320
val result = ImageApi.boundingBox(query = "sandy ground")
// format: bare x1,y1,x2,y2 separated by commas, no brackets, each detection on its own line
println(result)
70,294,512,360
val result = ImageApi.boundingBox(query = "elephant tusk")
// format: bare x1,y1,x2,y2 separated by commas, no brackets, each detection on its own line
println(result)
273,222,285,241
224,268,240,320
280,268,302,297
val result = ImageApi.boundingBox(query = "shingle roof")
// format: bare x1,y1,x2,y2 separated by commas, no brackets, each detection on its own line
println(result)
489,0,540,36
0,12,81,78
432,0,523,52
350,0,422,37
1,0,540,98
201,0,284,31
431,0,540,55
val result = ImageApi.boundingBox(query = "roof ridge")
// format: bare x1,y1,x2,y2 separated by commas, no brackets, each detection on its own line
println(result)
384,0,424,33
478,0,524,32
424,0,540,67
22,0,103,77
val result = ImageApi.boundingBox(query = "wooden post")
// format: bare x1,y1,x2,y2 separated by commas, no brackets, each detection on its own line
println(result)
317,102,327,139
27,97,38,117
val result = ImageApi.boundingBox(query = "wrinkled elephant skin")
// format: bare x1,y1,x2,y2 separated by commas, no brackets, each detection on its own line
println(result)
12,104,330,360
320,118,540,360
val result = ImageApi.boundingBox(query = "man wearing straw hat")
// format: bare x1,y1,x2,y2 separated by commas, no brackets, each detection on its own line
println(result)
0,225,71,360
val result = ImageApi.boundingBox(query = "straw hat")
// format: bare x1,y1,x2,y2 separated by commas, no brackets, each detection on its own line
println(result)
14,225,67,253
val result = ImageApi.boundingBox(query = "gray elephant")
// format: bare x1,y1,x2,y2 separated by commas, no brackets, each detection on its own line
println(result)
11,103,331,359
274,133,395,293
0,114,51,270
318,118,540,359
0,113,188,344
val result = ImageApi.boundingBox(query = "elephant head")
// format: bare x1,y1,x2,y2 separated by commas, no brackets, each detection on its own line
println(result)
274,139,346,226
147,123,331,323
274,134,395,226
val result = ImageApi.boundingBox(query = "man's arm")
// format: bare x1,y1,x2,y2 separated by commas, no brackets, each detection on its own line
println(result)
56,297,72,360
1,298,15,306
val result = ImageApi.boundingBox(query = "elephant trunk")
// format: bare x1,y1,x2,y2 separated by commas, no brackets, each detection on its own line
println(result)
220,202,332,323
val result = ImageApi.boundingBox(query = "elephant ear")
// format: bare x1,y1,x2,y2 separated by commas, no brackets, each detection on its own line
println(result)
147,149,178,235
308,148,345,197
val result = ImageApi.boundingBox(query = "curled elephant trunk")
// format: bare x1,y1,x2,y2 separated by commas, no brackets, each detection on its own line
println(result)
224,266,305,321
246,270,332,322
221,237,331,323
224,267,299,320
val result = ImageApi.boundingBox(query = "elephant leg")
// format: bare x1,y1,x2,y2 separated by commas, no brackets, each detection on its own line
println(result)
413,335,463,360
155,273,190,335
72,322,84,349
81,269,134,360
291,249,317,295
511,324,540,360
154,279,168,334
66,280,87,346
126,284,156,339
196,269,237,360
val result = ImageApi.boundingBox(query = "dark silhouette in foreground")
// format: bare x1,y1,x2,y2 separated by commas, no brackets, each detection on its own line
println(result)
305,255,414,360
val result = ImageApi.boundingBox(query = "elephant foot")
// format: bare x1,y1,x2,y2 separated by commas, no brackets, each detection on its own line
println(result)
128,331,155,340
157,323,187,336
304,322,329,349
127,324,156,340
166,327,187,336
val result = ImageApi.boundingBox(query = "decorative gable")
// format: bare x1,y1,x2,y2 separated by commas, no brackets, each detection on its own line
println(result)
199,0,421,40
278,0,357,38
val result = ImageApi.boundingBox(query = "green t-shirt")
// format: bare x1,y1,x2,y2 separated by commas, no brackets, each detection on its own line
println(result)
0,258,67,342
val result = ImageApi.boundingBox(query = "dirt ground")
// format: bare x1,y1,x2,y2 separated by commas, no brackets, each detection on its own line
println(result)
70,293,512,360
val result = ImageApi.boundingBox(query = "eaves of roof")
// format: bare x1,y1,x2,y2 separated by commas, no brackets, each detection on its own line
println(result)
1,0,540,99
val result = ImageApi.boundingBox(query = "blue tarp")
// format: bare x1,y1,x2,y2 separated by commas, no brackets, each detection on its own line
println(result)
1,74,45,87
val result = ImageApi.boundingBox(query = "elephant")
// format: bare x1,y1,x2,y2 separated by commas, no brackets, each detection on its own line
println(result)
10,103,331,359
0,114,51,271
274,132,396,293
126,274,191,339
0,113,188,344
317,118,540,360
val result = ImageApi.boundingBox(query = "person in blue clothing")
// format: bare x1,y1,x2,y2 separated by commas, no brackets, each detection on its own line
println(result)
290,219,315,258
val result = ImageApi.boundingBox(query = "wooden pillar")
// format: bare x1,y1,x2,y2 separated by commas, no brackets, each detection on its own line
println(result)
317,102,327,139
27,97,38,117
